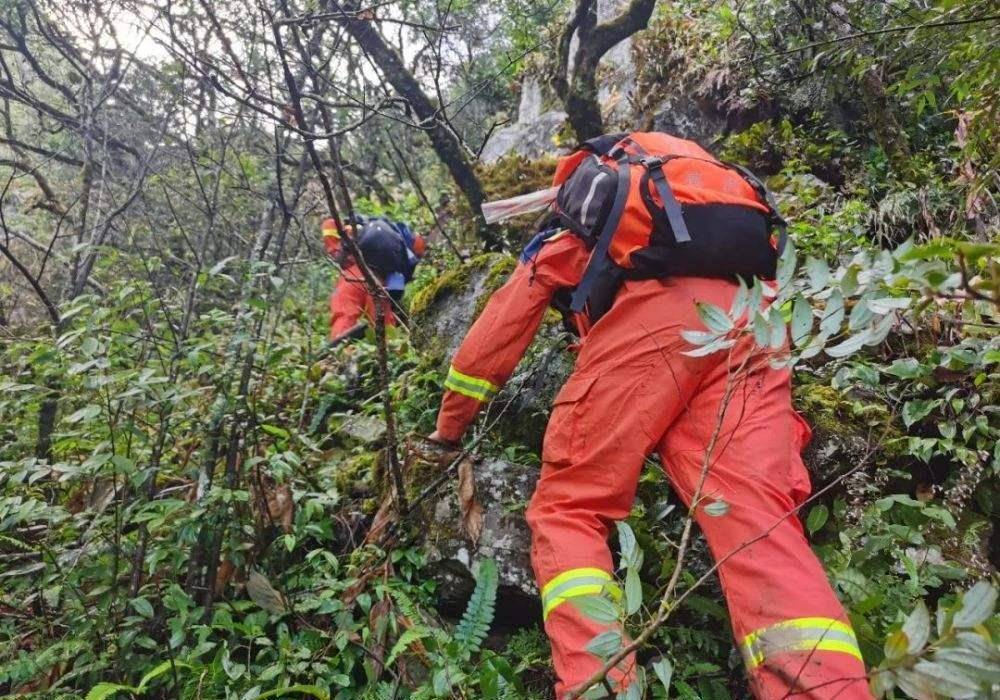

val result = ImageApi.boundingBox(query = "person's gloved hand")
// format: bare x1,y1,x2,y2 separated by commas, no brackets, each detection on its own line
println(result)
427,430,459,448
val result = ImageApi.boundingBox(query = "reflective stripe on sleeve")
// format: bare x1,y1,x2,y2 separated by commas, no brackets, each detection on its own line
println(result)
541,567,621,620
444,366,499,402
322,229,341,238
741,617,862,669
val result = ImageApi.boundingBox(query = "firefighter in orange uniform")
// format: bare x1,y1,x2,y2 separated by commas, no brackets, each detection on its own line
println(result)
321,217,426,343
430,133,873,699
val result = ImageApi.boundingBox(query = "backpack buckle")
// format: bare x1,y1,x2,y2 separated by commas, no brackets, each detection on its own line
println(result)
641,156,664,170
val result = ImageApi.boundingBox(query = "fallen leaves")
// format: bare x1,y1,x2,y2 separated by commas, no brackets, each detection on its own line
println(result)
457,456,483,545
246,570,288,615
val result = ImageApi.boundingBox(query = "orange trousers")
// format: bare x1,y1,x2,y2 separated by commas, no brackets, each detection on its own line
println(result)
526,276,872,699
328,264,396,340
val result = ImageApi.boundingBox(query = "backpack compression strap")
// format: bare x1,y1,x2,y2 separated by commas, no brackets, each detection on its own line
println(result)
724,162,789,256
642,156,692,244
570,150,631,313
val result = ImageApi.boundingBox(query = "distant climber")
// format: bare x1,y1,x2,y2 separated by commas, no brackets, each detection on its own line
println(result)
321,216,426,345
429,133,872,699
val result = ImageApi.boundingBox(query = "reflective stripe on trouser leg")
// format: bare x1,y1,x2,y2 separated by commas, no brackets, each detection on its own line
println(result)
444,365,499,402
541,567,622,620
741,617,863,670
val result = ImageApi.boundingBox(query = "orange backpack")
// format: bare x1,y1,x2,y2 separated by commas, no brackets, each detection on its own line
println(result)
548,131,787,322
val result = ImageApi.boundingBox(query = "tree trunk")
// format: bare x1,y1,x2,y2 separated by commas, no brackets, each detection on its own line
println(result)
555,0,657,142
331,1,499,248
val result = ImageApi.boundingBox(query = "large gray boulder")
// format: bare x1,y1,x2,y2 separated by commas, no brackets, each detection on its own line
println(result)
420,457,541,623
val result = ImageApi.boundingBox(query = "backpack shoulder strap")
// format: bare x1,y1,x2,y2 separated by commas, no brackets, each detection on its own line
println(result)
569,150,631,313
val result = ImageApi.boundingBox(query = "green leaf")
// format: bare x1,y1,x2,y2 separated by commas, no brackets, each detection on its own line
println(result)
953,581,997,628
704,500,729,517
776,239,797,290
825,329,871,358
790,296,812,348
885,358,925,379
624,567,642,616
680,329,719,346
256,684,331,700
82,337,100,355
454,559,498,656
752,311,770,347
572,595,619,624
261,424,290,439
85,683,133,700
884,630,909,663
386,628,430,665
805,257,830,290
585,630,622,659
696,302,733,334
867,297,911,314
67,404,102,423
652,658,673,697
820,290,844,337
767,305,786,349
805,505,828,535
901,601,931,654
906,659,983,697
616,522,637,568
681,337,735,358
130,597,155,619
729,277,750,319
902,399,941,428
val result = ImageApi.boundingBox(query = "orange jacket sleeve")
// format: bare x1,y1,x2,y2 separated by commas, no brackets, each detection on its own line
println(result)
435,232,590,442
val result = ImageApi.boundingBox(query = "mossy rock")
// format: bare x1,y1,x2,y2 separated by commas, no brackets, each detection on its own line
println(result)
409,253,517,363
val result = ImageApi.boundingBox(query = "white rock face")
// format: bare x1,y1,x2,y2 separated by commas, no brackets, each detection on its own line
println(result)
481,0,638,162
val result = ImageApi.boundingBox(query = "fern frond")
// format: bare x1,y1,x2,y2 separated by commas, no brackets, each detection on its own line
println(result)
454,559,498,658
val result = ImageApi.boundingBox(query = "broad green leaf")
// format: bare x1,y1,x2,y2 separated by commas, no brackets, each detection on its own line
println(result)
752,311,770,347
729,277,750,318
130,597,155,619
85,683,133,700
820,290,844,336
790,296,812,348
885,358,925,379
805,505,828,535
256,685,331,700
825,329,871,358
67,404,102,423
616,522,637,568
848,295,874,331
681,337,735,358
953,581,997,628
624,567,642,615
652,658,673,697
867,297,911,314
767,306,786,349
901,601,930,654
805,256,830,290
884,629,909,662
572,596,619,624
776,239,797,290
704,500,729,517
261,424,290,439
680,329,719,347
902,399,940,428
906,659,983,697
696,302,733,334
585,630,622,659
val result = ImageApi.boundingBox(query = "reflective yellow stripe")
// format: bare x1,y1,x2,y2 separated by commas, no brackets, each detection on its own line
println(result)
741,617,862,669
541,568,621,620
444,366,499,402
322,229,340,238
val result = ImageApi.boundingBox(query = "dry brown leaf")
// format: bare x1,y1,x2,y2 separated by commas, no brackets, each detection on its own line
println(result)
214,558,237,596
265,482,295,533
364,495,397,546
457,457,484,546
246,569,287,614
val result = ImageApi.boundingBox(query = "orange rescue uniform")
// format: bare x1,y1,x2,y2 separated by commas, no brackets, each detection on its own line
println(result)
435,232,872,700
321,218,396,340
